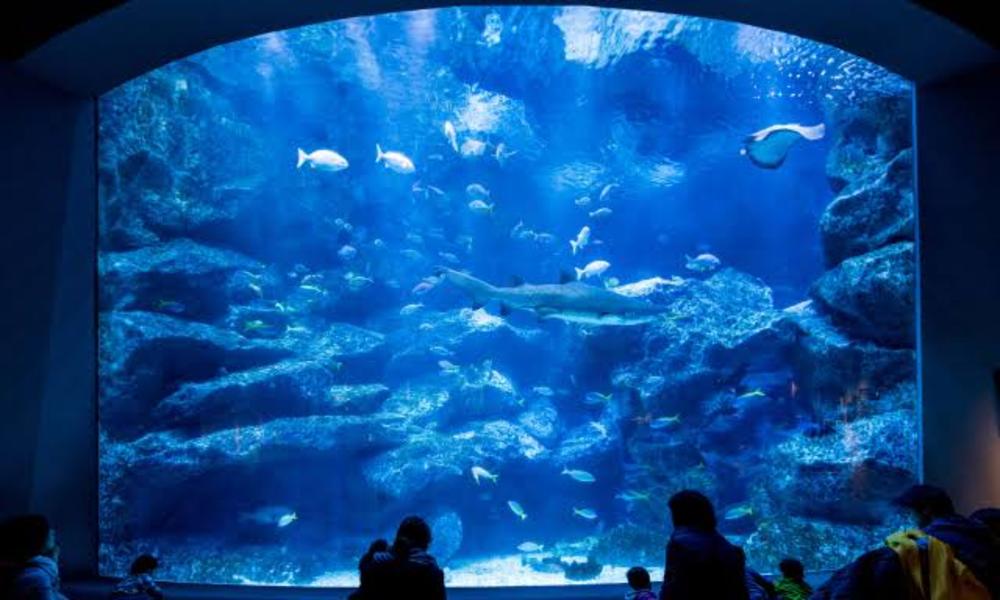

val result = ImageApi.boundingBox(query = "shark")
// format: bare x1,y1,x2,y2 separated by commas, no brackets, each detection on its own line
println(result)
437,268,669,326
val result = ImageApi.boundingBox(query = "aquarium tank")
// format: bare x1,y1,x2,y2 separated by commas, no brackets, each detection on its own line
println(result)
97,6,918,588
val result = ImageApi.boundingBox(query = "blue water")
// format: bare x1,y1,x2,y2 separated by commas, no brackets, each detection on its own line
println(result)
97,6,917,588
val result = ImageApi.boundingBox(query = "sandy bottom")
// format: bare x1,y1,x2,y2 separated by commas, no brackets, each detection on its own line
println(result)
312,554,664,588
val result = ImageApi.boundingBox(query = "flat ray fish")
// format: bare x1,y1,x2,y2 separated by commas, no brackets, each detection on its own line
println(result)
741,123,825,169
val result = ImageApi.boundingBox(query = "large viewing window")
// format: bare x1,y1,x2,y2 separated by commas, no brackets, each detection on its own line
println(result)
98,6,917,587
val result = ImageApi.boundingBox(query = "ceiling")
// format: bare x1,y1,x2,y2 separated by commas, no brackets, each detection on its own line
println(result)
0,2,126,61
3,0,998,94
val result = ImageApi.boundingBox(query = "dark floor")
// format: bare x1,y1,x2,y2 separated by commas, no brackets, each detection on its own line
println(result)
66,572,835,599
64,580,630,600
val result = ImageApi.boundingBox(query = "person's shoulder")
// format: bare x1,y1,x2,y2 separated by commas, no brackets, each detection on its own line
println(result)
929,514,991,538
13,564,55,590
669,526,703,543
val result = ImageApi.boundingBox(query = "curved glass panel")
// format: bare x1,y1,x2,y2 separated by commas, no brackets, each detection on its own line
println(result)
98,6,916,587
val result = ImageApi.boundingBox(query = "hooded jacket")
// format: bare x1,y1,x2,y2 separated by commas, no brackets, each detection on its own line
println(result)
0,556,69,600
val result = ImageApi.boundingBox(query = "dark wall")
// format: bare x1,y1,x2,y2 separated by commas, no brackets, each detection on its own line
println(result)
917,64,1000,510
0,65,97,577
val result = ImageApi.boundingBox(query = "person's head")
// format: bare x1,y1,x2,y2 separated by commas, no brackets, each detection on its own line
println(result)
367,538,389,555
779,558,805,581
394,516,432,553
0,515,55,562
970,507,1000,538
626,566,651,591
668,490,717,531
129,554,159,576
893,484,955,528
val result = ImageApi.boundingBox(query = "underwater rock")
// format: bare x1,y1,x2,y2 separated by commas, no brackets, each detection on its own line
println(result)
555,415,622,468
697,391,781,454
559,557,604,581
517,399,561,443
785,301,916,419
100,239,265,321
116,415,410,487
428,511,463,566
592,523,664,568
153,360,345,432
440,364,521,427
381,367,521,428
101,311,385,439
380,384,452,424
743,515,895,576
823,93,912,195
613,269,794,411
362,419,547,499
100,62,270,245
767,409,918,524
820,149,914,266
326,384,391,415
100,311,293,440
627,438,703,474
622,439,718,513
811,242,915,348
308,323,388,377
224,306,291,339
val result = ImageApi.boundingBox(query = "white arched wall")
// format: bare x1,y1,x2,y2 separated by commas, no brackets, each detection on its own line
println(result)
1,0,998,586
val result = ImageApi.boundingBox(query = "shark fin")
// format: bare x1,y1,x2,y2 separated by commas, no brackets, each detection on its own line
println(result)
509,275,525,287
558,271,575,284
499,303,512,317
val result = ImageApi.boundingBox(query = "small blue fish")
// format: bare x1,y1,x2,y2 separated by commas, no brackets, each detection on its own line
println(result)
561,468,596,483
338,245,357,260
615,490,651,503
466,183,491,200
584,392,612,405
723,504,754,520
155,299,185,314
649,414,682,430
599,183,618,202
573,507,598,520
508,500,527,520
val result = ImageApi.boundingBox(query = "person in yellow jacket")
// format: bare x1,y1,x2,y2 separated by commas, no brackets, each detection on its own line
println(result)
893,484,1000,598
885,529,990,600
